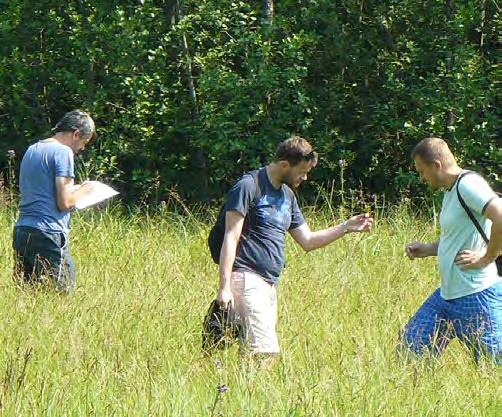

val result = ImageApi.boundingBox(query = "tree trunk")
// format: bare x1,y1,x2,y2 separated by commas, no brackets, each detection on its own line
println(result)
263,0,274,24
443,0,456,141
164,0,177,29
74,2,96,109
480,0,487,48
262,1,274,110
172,1,208,201
175,0,198,119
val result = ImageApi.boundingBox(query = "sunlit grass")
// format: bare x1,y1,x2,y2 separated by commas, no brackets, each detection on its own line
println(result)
0,203,500,416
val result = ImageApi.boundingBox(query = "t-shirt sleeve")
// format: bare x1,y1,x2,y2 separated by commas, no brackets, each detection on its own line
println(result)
289,193,305,230
224,175,256,217
458,174,498,216
54,147,74,178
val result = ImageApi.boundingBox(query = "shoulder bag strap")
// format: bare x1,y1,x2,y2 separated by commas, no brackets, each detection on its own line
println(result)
456,171,489,244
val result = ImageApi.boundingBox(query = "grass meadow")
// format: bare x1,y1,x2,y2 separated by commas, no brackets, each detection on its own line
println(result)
0,202,500,417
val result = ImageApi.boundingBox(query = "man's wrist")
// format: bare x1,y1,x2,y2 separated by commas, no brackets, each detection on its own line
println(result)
341,220,349,235
481,253,497,266
218,273,232,290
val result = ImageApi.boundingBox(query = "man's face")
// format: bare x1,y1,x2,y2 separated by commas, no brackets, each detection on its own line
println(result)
71,130,93,155
280,160,314,189
414,155,441,189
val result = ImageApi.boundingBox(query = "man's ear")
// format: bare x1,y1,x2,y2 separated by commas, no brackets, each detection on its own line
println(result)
72,130,80,141
433,159,442,171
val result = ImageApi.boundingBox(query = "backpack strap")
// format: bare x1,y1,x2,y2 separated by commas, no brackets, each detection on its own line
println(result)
235,169,262,235
249,168,263,211
456,171,490,244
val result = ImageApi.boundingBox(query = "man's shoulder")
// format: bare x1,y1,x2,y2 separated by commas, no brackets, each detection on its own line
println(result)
231,168,265,192
24,141,42,155
281,184,296,200
46,141,73,155
225,171,259,208
454,170,498,215
234,170,258,189
458,170,493,194
28,140,73,156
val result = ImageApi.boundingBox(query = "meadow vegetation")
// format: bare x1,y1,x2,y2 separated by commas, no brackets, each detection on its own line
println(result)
0,202,500,416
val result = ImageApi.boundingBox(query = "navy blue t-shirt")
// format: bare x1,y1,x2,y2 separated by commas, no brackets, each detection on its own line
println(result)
225,167,305,284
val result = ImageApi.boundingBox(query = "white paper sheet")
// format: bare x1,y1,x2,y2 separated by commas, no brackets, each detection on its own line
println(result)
73,181,119,209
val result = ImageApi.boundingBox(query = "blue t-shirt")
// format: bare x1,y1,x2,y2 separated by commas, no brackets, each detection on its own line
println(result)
225,167,305,284
15,140,75,235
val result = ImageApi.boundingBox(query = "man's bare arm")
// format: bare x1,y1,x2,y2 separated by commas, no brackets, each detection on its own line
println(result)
217,210,245,307
55,177,93,211
289,213,373,252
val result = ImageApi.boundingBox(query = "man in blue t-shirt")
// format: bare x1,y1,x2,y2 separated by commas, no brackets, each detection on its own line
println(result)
403,137,502,364
217,136,374,364
13,110,96,292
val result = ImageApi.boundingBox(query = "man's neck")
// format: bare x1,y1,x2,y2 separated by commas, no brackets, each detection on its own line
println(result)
265,163,282,190
41,137,58,143
442,165,463,189
43,132,71,148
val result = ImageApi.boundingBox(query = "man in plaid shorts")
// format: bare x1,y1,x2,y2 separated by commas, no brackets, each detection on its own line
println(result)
403,137,502,364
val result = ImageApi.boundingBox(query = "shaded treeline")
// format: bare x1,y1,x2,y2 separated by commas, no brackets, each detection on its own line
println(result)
0,0,499,205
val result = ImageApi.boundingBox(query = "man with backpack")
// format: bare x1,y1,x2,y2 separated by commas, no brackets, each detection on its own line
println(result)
403,137,502,364
212,136,373,364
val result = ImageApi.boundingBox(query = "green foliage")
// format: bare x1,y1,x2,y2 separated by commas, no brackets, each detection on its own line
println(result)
0,0,499,205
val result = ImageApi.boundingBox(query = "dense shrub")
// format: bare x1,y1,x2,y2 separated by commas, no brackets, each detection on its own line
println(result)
0,1,499,205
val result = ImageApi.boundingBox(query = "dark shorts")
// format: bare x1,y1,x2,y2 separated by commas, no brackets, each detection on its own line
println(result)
13,226,75,292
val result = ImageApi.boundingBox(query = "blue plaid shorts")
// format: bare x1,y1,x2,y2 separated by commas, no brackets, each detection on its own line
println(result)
402,281,502,364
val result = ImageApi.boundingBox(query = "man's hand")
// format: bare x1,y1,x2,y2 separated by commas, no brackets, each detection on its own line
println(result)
455,250,491,270
345,213,373,233
56,178,97,211
77,181,95,196
405,241,437,260
217,287,234,309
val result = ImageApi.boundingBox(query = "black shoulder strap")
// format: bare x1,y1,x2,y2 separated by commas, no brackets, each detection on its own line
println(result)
456,171,489,244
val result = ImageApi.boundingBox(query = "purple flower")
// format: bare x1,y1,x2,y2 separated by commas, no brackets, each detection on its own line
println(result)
217,384,228,394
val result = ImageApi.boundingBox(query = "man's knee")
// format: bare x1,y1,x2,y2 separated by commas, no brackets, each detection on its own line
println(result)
239,350,279,370
399,317,452,360
397,325,423,357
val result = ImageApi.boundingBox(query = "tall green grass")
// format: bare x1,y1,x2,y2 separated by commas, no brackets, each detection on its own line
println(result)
0,204,500,416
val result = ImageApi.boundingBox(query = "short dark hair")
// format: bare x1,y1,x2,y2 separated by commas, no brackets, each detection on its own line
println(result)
52,109,96,140
411,137,456,167
275,135,318,167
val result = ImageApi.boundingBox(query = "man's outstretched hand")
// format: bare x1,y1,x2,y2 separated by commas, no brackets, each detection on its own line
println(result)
345,213,374,233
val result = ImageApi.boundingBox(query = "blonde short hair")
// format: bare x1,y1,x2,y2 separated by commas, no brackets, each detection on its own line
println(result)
411,137,456,167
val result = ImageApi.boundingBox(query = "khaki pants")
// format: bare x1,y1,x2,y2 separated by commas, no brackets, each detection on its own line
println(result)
231,270,280,354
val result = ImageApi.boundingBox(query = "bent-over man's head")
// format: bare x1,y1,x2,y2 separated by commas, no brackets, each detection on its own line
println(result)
52,110,96,154
411,137,458,189
275,135,318,189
